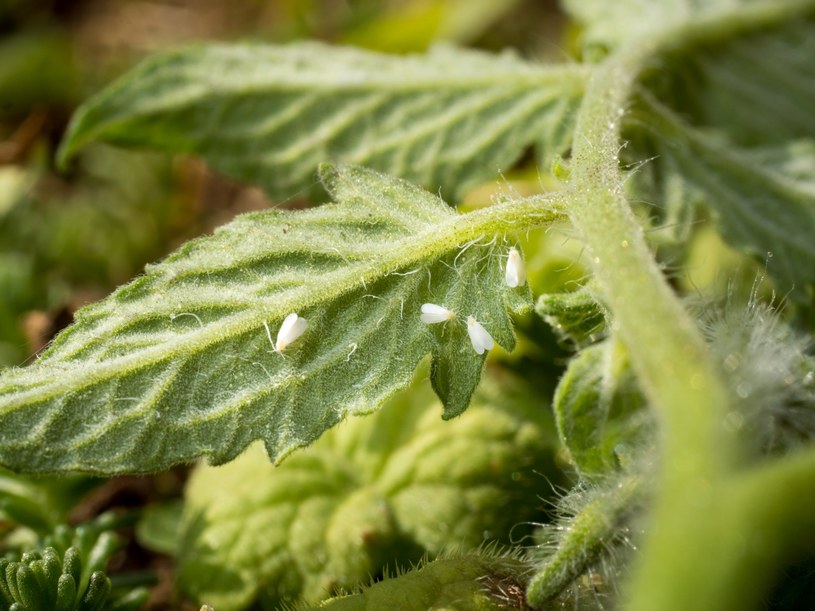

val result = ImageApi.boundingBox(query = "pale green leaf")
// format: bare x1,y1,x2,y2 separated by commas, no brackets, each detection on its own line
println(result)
314,552,529,611
563,0,813,50
553,339,648,476
564,0,693,49
57,43,586,199
177,377,556,608
0,164,538,475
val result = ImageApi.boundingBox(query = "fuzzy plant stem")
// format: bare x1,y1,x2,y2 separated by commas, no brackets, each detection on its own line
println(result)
525,1,815,609
526,476,643,602
561,37,735,611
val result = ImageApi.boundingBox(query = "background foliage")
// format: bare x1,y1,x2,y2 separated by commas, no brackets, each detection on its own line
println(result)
1,1,814,610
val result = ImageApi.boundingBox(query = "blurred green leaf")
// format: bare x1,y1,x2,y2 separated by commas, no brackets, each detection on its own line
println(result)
57,43,586,199
641,15,815,147
342,0,522,52
134,501,183,556
178,374,556,609
630,92,815,299
562,0,809,51
624,15,815,298
0,29,78,116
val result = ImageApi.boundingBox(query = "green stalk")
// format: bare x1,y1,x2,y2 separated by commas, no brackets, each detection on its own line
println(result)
531,2,815,610
631,447,815,611
564,38,737,611
526,475,643,602
567,44,736,482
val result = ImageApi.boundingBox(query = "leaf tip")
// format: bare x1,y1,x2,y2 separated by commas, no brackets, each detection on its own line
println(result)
55,132,78,172
317,161,339,181
55,108,93,171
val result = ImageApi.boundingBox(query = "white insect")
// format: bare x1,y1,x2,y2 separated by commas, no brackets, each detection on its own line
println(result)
420,303,456,324
505,247,526,288
466,316,494,355
275,313,308,352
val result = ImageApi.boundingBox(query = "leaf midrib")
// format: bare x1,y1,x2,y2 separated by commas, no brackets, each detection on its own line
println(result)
65,66,584,138
149,64,584,97
0,196,565,412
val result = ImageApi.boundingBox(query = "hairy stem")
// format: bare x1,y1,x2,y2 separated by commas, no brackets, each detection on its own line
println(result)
526,475,643,603
562,38,737,610
535,2,815,610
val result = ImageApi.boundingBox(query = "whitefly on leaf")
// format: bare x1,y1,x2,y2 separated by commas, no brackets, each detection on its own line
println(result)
0,163,534,474
466,317,495,355
271,313,308,353
505,247,527,288
421,303,457,324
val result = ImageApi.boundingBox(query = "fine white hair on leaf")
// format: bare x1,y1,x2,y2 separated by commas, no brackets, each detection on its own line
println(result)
275,312,308,352
467,316,494,354
505,247,526,288
420,303,456,323
263,320,275,349
170,312,204,328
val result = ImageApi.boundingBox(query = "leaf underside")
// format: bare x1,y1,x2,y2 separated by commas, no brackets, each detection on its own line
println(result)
56,43,586,199
553,339,648,476
628,15,815,297
0,164,530,475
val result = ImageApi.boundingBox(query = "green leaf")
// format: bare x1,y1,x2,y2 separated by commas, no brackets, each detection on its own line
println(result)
177,376,557,609
629,92,815,297
621,14,815,296
0,164,540,475
57,43,586,199
535,282,606,345
553,339,648,476
135,501,184,556
642,15,815,148
563,0,812,51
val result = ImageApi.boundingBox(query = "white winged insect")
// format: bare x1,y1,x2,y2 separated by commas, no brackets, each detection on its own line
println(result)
275,313,308,352
505,247,526,288
420,303,456,324
466,316,494,355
